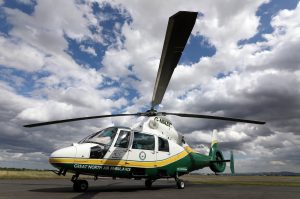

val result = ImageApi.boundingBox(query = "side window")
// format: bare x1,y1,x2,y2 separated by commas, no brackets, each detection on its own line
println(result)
114,131,130,148
132,132,155,150
158,137,169,152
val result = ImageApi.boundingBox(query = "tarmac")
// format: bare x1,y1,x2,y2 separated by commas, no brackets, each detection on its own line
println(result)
0,178,299,199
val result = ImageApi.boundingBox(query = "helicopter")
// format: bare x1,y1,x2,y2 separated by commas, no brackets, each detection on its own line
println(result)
24,11,265,192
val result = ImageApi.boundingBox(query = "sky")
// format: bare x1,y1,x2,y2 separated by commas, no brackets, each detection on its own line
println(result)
0,0,299,173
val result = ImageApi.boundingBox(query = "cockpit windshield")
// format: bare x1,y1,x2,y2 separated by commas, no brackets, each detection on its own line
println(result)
79,127,117,146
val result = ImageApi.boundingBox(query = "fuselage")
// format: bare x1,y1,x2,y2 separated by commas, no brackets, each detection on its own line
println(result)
49,117,212,179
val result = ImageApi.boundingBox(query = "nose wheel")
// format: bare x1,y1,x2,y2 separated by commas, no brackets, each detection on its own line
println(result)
145,179,153,189
72,174,88,192
73,180,88,192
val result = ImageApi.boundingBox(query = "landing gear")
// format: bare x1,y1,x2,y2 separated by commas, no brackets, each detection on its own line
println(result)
175,176,185,189
145,179,153,189
176,179,185,189
71,173,88,192
73,180,88,192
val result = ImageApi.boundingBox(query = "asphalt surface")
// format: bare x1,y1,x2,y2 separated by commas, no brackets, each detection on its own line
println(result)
0,179,299,199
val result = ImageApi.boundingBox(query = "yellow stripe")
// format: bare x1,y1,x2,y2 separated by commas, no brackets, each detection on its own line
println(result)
50,146,193,168
184,146,197,153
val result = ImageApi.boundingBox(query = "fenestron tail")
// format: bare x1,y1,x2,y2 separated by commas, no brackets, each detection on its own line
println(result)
209,130,235,174
209,130,226,173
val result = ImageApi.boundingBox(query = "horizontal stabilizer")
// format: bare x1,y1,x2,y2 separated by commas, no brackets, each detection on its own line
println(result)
209,159,230,163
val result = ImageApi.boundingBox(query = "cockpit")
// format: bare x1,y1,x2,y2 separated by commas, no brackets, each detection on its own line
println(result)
79,127,118,147
78,127,131,159
74,127,170,160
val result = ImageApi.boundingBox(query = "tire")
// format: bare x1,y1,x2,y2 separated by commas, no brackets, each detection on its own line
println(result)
73,180,88,192
73,181,79,192
176,179,184,189
145,179,152,189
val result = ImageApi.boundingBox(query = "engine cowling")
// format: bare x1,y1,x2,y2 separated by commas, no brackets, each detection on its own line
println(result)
209,150,226,173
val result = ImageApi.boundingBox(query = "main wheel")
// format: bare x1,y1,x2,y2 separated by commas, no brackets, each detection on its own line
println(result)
176,179,185,189
145,179,153,189
73,180,88,192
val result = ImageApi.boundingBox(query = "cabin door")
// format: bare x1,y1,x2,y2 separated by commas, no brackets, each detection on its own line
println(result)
104,129,131,161
126,132,157,169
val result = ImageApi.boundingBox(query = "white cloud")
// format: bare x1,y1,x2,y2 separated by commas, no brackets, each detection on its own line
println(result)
2,0,105,87
0,36,45,71
0,149,51,169
199,0,268,48
270,161,286,166
0,81,37,117
4,0,104,55
79,45,97,56
0,1,130,167
98,0,268,104
17,100,74,122
101,48,132,78
16,0,35,5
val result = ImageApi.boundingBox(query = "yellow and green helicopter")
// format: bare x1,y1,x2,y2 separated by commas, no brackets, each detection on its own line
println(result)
24,11,265,192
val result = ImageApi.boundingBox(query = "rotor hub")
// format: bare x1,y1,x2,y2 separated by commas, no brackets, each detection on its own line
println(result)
144,109,158,117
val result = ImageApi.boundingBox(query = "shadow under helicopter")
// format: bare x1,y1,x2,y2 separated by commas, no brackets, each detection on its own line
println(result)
29,181,179,199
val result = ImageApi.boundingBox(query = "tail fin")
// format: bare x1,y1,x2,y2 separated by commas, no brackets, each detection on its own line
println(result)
209,130,234,174
230,150,235,174
211,129,218,147
209,129,218,160
209,129,226,173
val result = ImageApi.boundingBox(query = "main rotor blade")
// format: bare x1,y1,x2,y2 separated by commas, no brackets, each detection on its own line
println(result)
161,112,266,125
23,113,141,128
151,11,198,108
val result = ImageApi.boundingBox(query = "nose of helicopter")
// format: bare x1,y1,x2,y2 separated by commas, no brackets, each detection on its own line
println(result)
49,146,77,167
50,146,77,158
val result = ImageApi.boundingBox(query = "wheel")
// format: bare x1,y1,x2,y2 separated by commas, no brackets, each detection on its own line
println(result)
145,179,153,189
73,180,88,192
73,181,79,192
176,179,184,189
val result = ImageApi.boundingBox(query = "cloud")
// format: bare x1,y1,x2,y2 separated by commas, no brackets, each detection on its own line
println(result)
0,149,50,169
101,48,132,79
79,45,97,56
16,0,35,5
0,36,45,71
0,1,131,168
0,82,57,154
270,161,286,166
97,0,269,106
0,81,121,164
